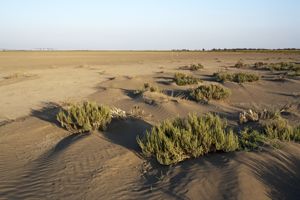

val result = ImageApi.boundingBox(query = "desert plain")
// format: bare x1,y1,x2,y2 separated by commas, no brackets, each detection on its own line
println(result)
0,51,299,199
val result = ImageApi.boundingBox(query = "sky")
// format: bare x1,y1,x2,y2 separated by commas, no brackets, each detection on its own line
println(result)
0,0,300,50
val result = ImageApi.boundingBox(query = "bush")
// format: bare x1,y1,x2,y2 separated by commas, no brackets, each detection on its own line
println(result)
179,63,204,71
134,83,161,94
190,63,204,71
143,83,161,92
214,72,260,83
174,73,200,86
190,84,231,103
263,117,300,142
234,60,248,68
137,113,239,165
239,128,265,151
56,101,111,134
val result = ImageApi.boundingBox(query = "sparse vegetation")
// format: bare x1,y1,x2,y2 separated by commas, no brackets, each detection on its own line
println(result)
174,73,200,86
253,62,300,72
134,83,162,94
56,101,111,134
190,84,231,103
137,113,239,165
233,60,248,68
179,63,204,71
214,72,260,83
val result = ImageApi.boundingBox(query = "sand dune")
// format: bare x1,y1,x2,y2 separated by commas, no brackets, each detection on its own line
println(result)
0,51,299,199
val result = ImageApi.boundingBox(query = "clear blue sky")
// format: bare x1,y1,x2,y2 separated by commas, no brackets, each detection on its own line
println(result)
1,0,299,50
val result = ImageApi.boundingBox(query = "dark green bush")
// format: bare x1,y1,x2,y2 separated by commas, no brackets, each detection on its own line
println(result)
239,128,265,151
190,84,231,103
174,73,200,86
137,113,239,165
56,101,111,134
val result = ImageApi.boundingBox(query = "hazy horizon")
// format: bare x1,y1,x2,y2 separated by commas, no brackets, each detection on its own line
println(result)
1,0,300,50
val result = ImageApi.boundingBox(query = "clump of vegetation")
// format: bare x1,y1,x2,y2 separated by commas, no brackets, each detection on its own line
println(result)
190,84,231,103
143,83,161,92
56,101,111,134
190,63,204,71
179,63,204,71
239,128,265,151
233,60,248,68
174,73,200,86
253,62,300,72
214,72,260,83
137,113,239,165
263,117,300,142
134,83,162,94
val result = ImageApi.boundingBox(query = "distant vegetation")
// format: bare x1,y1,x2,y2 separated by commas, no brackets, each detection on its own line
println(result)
190,84,231,103
174,73,200,86
253,62,300,72
179,63,204,71
57,101,111,134
171,48,300,53
213,72,260,83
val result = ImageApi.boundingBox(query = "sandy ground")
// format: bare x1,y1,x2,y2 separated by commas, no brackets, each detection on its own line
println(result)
0,51,300,199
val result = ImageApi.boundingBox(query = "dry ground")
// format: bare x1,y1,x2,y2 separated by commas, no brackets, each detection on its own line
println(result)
0,51,300,199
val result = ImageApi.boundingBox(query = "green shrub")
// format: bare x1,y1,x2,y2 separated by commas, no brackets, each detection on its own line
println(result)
263,117,296,141
174,73,200,86
190,84,231,103
293,126,300,141
239,128,265,151
214,72,259,83
56,101,111,134
137,113,239,165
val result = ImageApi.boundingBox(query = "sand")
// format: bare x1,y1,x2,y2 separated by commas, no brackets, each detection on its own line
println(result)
0,51,299,199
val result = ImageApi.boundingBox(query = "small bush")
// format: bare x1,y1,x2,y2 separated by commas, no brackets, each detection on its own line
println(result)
190,63,204,71
263,117,298,141
134,83,161,94
179,63,204,71
293,126,300,141
56,101,111,134
143,83,161,92
239,128,265,151
190,84,231,103
174,73,200,86
234,60,248,68
137,113,239,165
214,72,260,83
